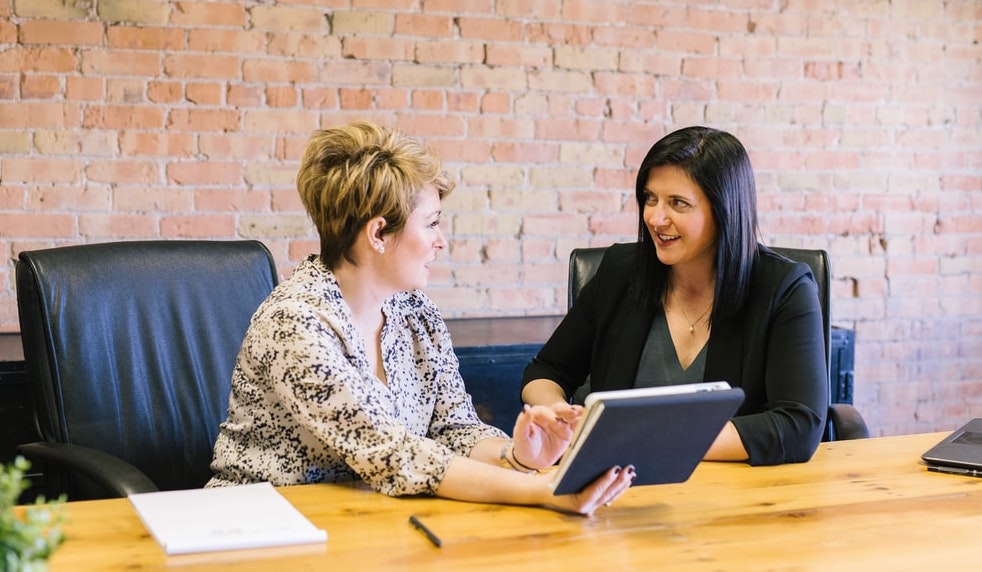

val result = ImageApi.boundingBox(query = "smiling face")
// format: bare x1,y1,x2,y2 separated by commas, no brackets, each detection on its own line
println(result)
381,184,446,292
642,165,718,270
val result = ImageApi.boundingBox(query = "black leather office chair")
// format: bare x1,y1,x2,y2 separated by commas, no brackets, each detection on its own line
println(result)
567,245,870,441
15,240,279,500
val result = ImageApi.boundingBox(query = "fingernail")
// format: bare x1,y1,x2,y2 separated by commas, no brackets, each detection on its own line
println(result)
613,467,622,475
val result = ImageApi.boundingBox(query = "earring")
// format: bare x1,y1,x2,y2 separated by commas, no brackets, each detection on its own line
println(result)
376,243,385,254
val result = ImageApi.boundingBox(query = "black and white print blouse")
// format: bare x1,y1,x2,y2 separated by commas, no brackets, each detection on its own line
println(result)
207,254,506,496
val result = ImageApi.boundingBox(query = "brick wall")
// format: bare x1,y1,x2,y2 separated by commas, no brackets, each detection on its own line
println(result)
0,0,979,437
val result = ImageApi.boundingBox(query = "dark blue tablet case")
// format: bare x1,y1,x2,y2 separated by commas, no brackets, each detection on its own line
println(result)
551,386,745,495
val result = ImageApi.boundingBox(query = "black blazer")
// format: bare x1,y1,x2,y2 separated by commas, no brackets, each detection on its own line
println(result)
523,242,828,465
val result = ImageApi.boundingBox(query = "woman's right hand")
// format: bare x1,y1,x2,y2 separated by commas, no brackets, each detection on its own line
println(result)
541,464,636,516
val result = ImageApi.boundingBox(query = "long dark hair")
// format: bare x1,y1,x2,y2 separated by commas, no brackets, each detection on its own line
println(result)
633,126,759,322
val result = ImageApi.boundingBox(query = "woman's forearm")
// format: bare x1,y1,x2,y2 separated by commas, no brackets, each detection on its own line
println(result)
435,455,547,506
702,420,749,462
521,378,567,406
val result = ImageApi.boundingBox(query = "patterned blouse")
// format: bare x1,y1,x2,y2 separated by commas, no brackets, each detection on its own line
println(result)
207,254,506,496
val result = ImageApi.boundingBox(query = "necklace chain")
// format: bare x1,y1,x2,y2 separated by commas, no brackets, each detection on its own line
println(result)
673,293,713,334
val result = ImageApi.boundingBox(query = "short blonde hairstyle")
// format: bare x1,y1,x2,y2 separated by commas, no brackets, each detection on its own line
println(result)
296,121,454,269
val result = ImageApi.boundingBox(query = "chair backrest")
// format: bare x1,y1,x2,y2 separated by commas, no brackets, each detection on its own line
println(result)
16,240,278,498
567,246,609,310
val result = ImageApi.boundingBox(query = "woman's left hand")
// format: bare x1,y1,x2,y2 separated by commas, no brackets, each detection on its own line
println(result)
511,403,584,470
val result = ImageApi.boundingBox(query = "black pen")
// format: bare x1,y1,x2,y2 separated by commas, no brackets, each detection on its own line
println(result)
927,465,982,478
409,514,442,548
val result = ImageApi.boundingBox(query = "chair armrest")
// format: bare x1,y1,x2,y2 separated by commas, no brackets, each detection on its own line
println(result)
828,404,870,440
17,441,159,498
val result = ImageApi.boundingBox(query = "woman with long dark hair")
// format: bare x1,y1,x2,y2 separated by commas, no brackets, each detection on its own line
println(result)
522,126,827,465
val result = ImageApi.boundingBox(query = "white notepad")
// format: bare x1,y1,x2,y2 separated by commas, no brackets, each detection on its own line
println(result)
129,482,327,555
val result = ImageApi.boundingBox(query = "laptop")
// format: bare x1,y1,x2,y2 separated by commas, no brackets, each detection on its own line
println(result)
920,418,982,476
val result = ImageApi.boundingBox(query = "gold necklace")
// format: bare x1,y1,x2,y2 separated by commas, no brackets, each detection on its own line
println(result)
673,294,713,334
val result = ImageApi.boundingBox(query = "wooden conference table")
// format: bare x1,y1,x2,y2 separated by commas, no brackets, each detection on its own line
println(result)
45,432,978,571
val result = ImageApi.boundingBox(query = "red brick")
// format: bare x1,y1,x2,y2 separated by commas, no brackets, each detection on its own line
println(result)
105,79,146,104
242,109,318,133
228,85,263,107
457,17,523,42
30,185,111,212
163,54,242,80
534,117,602,141
416,40,484,64
120,132,196,158
147,81,181,103
624,2,688,29
479,93,511,114
0,46,78,72
266,86,299,108
342,37,414,61
195,189,271,212
592,26,656,49
491,141,558,163
86,160,161,185
688,7,752,32
447,91,479,112
0,213,75,237
166,162,243,186
1,157,83,183
107,26,183,50
82,50,161,76
301,86,340,109
170,1,248,27
167,109,240,132
161,214,237,238
656,29,716,54
466,116,533,139
496,0,561,19
525,23,592,46
238,214,311,238
486,44,552,67
319,59,391,86
527,69,592,92
250,5,328,31
13,0,86,19
188,29,266,54
198,134,275,160
268,33,342,58
0,75,15,99
427,138,492,163
185,82,224,105
66,76,104,101
272,188,305,213
339,88,373,110
486,287,555,312
20,74,60,99
19,20,103,45
562,0,625,22
422,0,490,13
395,14,454,37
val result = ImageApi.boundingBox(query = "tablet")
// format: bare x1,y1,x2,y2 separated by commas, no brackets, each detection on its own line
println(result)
551,381,744,495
